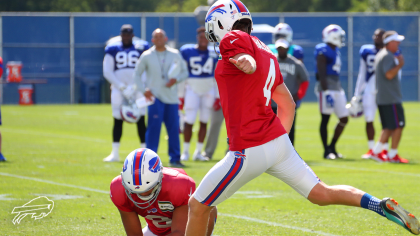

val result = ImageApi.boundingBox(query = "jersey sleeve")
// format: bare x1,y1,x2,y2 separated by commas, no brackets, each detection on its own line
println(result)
110,176,134,212
219,30,254,59
292,45,304,60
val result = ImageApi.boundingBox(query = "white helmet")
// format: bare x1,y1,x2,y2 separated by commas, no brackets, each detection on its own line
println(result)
272,23,293,43
121,148,163,209
205,0,252,43
322,24,346,48
120,102,141,123
346,96,363,118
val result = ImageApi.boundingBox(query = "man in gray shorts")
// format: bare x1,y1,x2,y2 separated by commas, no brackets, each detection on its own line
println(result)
275,39,309,145
371,31,408,163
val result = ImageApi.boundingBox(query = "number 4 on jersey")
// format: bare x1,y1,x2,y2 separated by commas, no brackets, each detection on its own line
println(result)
264,59,276,106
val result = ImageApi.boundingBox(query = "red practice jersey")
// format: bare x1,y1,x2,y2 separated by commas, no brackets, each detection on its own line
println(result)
216,30,287,151
110,168,195,236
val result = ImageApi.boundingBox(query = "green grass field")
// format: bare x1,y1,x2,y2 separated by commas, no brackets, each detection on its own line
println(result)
1,103,419,236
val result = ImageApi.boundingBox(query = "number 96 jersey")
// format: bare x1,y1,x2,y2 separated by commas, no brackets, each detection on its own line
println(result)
104,40,149,85
110,168,195,236
216,30,286,151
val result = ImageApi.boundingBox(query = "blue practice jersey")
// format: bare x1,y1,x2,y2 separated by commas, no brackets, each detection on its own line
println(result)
105,40,149,71
268,44,304,60
180,44,218,78
359,44,378,82
314,43,341,76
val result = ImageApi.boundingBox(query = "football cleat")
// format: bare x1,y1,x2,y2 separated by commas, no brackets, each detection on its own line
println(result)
180,152,190,161
324,149,336,160
371,151,388,162
389,154,409,164
0,153,6,162
103,153,119,162
193,151,209,161
380,198,419,235
362,149,373,159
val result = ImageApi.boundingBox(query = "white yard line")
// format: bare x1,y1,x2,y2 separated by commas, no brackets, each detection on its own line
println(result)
312,163,420,177
1,172,338,235
2,128,107,143
219,213,339,236
0,172,108,194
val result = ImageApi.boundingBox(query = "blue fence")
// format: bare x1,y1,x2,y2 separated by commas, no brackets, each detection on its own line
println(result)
1,12,419,104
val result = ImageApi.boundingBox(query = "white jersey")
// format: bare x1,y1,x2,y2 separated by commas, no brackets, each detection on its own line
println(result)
354,44,378,97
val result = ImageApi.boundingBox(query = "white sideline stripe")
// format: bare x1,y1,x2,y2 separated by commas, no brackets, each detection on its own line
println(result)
1,172,338,235
313,164,420,177
219,213,339,236
0,172,109,194
2,128,107,143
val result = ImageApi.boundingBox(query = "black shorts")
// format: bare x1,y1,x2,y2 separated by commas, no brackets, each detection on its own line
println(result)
378,103,405,130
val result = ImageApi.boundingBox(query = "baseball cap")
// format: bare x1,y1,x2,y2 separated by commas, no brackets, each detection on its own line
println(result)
121,24,134,34
383,31,404,44
275,38,290,49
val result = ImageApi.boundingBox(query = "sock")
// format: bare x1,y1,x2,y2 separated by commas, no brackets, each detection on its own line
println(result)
112,142,120,156
388,149,397,158
368,140,375,150
373,142,384,155
195,142,204,152
140,143,146,148
329,138,338,151
360,193,385,217
382,143,389,152
183,142,190,153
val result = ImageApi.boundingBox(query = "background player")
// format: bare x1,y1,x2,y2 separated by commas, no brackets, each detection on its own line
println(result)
275,38,309,145
110,148,217,236
180,26,218,162
0,56,5,162
186,1,419,235
353,29,385,159
315,24,349,159
268,23,304,62
103,24,149,162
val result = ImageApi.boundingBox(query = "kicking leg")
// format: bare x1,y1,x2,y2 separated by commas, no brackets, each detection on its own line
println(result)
308,182,419,234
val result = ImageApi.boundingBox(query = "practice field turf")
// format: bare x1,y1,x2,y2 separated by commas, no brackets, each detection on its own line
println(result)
0,103,419,235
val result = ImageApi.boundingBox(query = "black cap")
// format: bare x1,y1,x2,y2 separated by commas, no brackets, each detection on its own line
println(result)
121,24,134,34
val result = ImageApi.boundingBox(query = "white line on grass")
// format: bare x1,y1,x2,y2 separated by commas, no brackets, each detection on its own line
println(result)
0,172,338,235
2,128,107,143
219,213,339,236
0,172,109,194
313,163,420,177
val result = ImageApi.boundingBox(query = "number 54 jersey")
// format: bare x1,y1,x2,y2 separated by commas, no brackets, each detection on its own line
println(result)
180,44,218,95
104,40,149,86
216,30,287,151
110,168,196,236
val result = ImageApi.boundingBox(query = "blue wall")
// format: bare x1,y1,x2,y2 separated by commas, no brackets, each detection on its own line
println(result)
1,13,419,104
